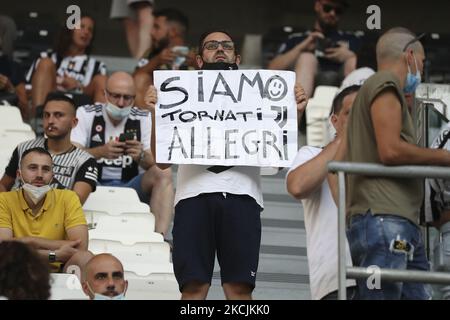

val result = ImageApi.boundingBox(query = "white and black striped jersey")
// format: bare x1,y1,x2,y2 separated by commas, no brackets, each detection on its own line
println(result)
25,50,107,89
71,103,151,182
4,137,99,191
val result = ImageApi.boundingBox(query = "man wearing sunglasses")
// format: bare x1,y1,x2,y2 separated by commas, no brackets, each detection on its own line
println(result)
71,71,174,237
145,30,308,300
269,0,360,99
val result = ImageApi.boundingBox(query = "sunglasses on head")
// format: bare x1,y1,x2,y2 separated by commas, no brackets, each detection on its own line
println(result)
322,2,344,15
202,40,235,51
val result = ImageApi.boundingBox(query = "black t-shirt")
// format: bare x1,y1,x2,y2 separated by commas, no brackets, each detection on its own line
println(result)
0,55,25,87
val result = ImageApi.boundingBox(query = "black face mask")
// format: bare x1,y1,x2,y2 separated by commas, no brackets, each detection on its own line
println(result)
201,62,239,70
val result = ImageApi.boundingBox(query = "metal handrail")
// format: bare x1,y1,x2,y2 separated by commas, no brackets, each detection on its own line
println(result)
328,161,450,300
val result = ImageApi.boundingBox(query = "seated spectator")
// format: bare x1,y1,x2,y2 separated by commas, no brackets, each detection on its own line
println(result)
0,53,28,120
110,0,155,59
133,8,195,107
0,147,93,275
0,241,51,300
268,0,361,98
0,92,99,205
25,15,107,118
71,71,174,236
82,253,128,300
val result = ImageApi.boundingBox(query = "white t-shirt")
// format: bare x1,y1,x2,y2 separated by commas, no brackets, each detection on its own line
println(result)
175,165,263,209
287,146,355,300
71,104,151,181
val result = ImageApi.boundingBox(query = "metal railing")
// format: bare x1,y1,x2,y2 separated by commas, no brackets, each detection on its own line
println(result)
328,161,450,300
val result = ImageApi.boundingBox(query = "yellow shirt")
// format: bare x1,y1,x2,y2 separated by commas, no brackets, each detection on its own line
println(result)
0,189,87,271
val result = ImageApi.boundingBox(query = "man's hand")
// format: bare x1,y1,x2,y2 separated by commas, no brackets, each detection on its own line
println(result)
324,44,355,63
295,84,308,117
102,140,126,159
125,139,144,163
0,74,14,93
55,240,81,263
157,48,177,66
143,85,157,113
298,31,324,52
58,72,82,91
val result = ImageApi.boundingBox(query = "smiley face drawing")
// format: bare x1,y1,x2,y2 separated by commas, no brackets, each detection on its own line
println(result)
264,75,288,102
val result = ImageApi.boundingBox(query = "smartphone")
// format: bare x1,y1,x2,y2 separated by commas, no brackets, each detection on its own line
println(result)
172,46,189,69
118,132,135,142
315,38,339,57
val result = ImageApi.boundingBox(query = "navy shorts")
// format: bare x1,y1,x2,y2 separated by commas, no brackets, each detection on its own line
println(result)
172,193,262,292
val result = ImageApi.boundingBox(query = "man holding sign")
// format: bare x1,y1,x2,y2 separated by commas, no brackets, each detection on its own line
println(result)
146,30,308,300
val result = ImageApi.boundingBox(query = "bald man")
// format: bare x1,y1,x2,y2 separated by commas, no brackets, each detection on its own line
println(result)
71,72,174,236
82,253,128,300
335,28,450,300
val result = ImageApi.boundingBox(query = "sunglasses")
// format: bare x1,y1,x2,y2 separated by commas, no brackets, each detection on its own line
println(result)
322,3,344,15
402,33,426,52
106,90,135,104
202,40,235,51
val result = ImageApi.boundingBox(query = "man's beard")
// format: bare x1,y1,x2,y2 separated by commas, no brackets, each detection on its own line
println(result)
152,36,170,53
318,18,337,33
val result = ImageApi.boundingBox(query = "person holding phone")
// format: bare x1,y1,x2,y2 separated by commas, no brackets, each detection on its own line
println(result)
133,8,196,107
268,0,361,98
71,72,174,237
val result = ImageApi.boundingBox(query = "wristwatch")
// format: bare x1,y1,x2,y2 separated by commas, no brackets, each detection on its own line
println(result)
49,251,56,262
139,150,145,163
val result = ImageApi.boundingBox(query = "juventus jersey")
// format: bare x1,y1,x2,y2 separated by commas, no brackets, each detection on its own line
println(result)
25,50,107,89
5,137,98,191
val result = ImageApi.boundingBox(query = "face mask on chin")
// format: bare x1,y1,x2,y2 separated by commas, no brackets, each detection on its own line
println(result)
403,54,422,94
106,101,132,121
87,282,127,300
201,62,239,70
21,181,51,205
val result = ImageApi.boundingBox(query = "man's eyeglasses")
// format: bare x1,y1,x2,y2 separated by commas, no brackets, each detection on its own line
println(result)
202,40,235,51
106,90,135,104
402,33,426,52
321,2,344,16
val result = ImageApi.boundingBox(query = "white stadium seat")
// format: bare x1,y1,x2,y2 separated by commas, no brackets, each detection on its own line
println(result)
125,274,181,300
88,214,162,245
89,239,171,263
50,273,88,300
306,85,339,147
83,186,150,216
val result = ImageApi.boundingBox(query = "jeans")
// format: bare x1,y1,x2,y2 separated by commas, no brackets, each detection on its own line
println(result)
347,212,432,300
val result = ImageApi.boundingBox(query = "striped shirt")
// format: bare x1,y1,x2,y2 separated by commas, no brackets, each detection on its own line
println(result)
5,137,98,191
25,50,107,90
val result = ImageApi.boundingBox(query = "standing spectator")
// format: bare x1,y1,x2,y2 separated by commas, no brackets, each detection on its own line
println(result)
145,30,308,300
26,15,107,118
110,0,155,59
0,147,93,274
71,71,174,237
0,241,51,300
425,122,450,299
0,92,99,205
337,27,450,299
268,0,360,98
286,84,361,300
134,8,195,107
82,253,128,300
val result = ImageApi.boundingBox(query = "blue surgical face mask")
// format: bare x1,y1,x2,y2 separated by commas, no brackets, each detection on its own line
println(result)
404,53,422,94
106,101,132,121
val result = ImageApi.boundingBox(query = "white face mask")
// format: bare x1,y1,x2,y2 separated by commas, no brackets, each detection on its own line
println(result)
87,282,127,300
22,183,51,205
106,101,132,121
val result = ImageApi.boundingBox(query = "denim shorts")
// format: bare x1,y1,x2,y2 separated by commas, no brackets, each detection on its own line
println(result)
347,212,432,300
